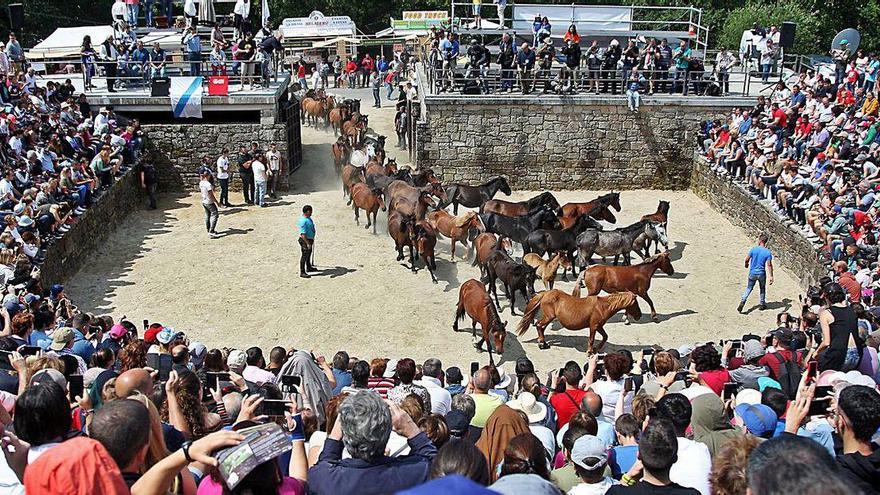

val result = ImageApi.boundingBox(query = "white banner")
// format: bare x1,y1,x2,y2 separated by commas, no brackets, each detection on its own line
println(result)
280,11,356,38
170,77,204,119
511,4,632,32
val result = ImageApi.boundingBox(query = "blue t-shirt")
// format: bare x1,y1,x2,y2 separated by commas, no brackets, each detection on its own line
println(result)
609,445,639,479
332,368,352,395
747,246,773,276
298,216,315,239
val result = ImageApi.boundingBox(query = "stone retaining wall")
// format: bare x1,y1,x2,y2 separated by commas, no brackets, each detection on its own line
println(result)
39,167,142,285
416,95,750,190
143,123,291,191
690,154,827,288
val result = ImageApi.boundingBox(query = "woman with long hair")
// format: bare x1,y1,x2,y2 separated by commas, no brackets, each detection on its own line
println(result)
165,369,222,439
117,339,148,372
127,393,196,494
81,35,97,90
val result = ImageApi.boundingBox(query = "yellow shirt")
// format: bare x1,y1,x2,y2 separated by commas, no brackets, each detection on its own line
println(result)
861,97,879,117
470,393,502,427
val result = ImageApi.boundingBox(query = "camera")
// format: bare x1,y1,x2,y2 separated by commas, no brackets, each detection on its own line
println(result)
805,285,823,307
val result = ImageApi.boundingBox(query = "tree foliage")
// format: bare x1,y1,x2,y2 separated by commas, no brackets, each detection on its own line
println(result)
716,1,821,55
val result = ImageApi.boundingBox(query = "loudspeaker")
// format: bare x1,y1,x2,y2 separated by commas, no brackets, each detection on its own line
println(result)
151,77,170,97
8,4,23,31
779,22,796,49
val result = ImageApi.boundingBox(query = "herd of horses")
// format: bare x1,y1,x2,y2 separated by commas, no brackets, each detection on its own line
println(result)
323,104,677,363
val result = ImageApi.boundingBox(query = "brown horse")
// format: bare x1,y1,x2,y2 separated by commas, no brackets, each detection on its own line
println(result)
517,290,642,354
365,157,397,178
341,164,364,204
389,190,436,220
387,211,416,267
454,279,507,364
472,233,512,281
328,103,351,136
560,192,621,222
427,210,485,260
410,220,439,283
523,252,571,290
574,252,674,321
331,137,351,177
302,96,331,128
342,113,368,146
386,181,448,211
350,183,387,234
481,191,561,217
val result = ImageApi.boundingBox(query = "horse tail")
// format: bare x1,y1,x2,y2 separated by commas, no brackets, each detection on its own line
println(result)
455,298,467,323
516,291,546,337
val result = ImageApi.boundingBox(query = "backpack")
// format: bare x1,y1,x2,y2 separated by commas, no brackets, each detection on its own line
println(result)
773,352,801,399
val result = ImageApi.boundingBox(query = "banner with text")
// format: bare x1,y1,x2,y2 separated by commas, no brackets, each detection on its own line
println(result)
511,5,632,32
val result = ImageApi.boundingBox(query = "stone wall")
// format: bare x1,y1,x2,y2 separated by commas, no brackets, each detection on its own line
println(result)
143,123,291,191
415,95,751,190
39,167,142,285
690,154,827,288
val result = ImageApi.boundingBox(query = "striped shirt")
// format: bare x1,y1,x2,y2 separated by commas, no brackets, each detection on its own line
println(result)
367,376,395,398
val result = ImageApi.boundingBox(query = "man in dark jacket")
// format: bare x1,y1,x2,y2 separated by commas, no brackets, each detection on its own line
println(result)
559,38,581,94
601,39,622,94
536,38,556,93
834,385,880,494
498,33,516,93
308,391,437,494
237,145,254,205
516,43,536,94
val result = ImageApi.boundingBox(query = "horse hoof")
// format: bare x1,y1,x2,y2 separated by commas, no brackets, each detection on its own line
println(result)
538,342,550,350
652,316,659,323
364,225,369,229
624,318,631,325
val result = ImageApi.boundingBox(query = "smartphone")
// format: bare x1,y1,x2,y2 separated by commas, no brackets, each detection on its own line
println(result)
207,371,231,390
807,397,832,417
806,361,818,383
642,348,654,356
764,335,774,347
470,361,479,377
18,345,40,357
729,340,743,350
814,385,833,399
624,377,633,393
68,374,84,401
143,319,149,331
280,375,301,393
722,382,739,401
261,399,293,417
675,370,692,385
0,350,12,370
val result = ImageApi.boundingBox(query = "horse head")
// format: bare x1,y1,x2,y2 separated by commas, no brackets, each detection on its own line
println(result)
595,205,616,224
620,292,643,321
429,182,448,203
658,200,670,215
392,167,412,183
385,156,397,173
419,190,438,209
421,168,441,185
574,213,602,232
496,176,512,196
654,251,674,275
541,192,561,211
655,223,669,248
372,187,387,211
490,311,507,355
537,206,562,230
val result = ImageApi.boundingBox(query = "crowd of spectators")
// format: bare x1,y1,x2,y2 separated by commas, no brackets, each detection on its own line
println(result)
0,275,878,494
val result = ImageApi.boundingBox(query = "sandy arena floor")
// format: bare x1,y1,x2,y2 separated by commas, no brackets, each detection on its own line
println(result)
66,89,802,372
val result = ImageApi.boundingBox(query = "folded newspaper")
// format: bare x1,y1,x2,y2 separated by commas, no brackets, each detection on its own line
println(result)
216,422,292,489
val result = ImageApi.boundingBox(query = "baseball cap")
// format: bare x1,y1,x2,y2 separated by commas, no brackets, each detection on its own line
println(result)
770,327,793,343
446,366,464,384
144,324,164,344
742,339,765,361
108,323,128,340
30,368,67,389
757,377,782,392
50,284,64,299
4,300,25,317
189,342,207,367
570,435,609,471
50,327,75,351
227,349,246,372
734,403,778,436
23,293,40,305
735,388,762,406
445,410,470,437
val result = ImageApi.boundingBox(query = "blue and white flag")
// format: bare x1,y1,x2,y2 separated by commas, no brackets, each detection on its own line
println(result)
170,77,204,119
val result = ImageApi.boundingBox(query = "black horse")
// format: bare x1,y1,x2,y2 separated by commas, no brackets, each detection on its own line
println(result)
411,168,440,187
442,177,512,214
367,168,413,196
523,213,601,279
478,206,562,246
486,245,536,315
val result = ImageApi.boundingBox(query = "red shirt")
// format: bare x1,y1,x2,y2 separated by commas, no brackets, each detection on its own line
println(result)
367,376,395,398
698,368,730,396
297,65,305,78
550,388,587,428
345,61,357,73
838,271,862,303
758,349,803,380
772,108,788,128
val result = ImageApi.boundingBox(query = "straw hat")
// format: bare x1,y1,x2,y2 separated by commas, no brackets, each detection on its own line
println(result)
507,392,547,423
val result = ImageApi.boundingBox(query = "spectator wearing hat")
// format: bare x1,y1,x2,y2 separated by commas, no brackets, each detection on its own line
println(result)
49,327,87,375
226,349,247,375
97,323,129,356
444,366,466,397
188,342,207,370
568,434,617,494
733,403,778,439
758,327,803,382
507,391,554,457
726,339,770,390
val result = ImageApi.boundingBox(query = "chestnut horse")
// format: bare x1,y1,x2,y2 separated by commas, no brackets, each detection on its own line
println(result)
328,102,351,136
410,220,439,283
387,211,416,267
472,233,512,281
350,183,387,234
341,164,364,204
516,290,642,354
331,137,350,177
523,252,571,290
574,252,674,322
427,210,485,260
481,191,561,217
454,279,507,364
561,192,622,217
389,189,437,221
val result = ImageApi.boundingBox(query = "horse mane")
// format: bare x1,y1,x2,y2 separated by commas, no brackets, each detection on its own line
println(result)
603,291,635,310
620,220,649,232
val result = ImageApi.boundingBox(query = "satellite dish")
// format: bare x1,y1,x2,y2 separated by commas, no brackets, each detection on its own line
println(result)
831,28,860,53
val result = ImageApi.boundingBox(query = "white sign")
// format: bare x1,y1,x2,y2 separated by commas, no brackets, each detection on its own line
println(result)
170,77,204,119
511,4,633,32
280,11,356,38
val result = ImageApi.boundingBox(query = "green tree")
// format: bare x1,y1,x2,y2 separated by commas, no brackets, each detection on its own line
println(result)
717,0,821,55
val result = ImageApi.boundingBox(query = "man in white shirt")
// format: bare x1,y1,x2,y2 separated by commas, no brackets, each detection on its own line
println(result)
0,44,10,77
265,143,283,198
416,358,452,415
242,347,276,385
654,393,712,495
216,148,230,207
251,154,268,207
0,170,18,210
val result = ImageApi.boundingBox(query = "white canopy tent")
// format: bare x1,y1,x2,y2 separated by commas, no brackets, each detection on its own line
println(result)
27,26,114,60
